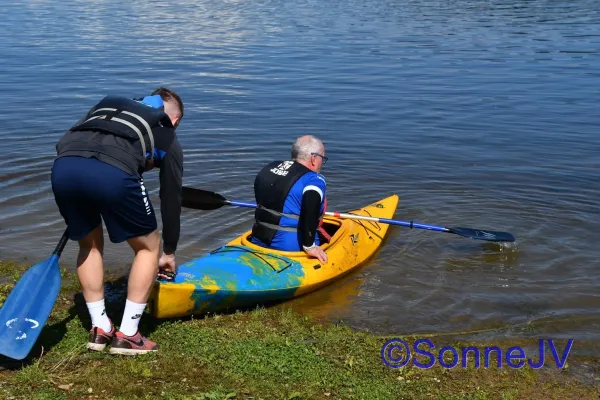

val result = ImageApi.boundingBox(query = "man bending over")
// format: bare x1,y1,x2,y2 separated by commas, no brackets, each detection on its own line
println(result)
50,87,184,355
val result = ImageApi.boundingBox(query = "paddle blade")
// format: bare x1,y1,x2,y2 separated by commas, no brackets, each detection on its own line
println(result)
182,187,229,210
0,254,62,360
448,227,515,242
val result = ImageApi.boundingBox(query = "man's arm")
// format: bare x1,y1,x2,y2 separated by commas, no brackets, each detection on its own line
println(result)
297,173,328,264
158,136,183,254
298,190,322,247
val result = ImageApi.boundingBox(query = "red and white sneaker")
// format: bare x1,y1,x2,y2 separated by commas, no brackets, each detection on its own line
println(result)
87,322,116,351
108,331,159,355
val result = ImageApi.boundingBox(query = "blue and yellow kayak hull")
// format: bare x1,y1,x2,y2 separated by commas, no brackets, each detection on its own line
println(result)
148,194,399,319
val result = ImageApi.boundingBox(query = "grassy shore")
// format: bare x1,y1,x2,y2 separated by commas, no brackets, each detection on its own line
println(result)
0,260,598,400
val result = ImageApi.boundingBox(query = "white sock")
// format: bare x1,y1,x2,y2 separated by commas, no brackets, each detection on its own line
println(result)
86,299,112,332
119,299,147,336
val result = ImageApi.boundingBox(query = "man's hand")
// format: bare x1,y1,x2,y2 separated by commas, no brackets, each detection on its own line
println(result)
157,252,176,280
303,245,328,264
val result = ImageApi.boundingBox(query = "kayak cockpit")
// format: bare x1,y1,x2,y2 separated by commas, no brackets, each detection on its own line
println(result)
318,219,342,244
239,217,345,255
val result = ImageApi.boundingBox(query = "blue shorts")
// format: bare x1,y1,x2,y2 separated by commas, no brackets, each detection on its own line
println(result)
51,156,157,243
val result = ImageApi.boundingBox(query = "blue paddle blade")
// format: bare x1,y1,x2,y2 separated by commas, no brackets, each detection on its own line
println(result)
0,254,62,360
449,227,515,242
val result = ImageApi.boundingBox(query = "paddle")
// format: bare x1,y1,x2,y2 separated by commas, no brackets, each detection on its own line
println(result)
181,187,516,242
0,228,69,360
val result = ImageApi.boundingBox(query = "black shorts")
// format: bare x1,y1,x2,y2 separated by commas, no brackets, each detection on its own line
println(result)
51,156,157,243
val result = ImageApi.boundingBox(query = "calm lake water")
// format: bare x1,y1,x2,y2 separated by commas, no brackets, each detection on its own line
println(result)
0,1,598,354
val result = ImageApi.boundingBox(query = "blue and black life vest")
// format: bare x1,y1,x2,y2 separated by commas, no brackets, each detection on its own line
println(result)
251,160,312,245
56,95,175,176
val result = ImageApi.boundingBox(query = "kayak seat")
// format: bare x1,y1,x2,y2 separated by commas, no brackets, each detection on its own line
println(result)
318,220,340,244
243,219,343,253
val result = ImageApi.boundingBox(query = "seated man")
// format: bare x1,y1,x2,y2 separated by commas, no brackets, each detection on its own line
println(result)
250,135,329,264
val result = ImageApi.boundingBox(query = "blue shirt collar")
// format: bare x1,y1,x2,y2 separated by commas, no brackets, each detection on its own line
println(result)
138,94,164,109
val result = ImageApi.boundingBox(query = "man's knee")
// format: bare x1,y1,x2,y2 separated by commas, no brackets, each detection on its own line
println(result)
78,224,104,251
127,229,160,253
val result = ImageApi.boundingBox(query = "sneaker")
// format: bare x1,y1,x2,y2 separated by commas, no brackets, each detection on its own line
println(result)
108,331,159,355
87,322,116,351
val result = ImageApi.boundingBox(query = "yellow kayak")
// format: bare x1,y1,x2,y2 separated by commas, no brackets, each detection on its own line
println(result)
148,194,399,319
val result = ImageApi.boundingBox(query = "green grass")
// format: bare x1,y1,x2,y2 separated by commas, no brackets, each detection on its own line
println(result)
0,260,598,399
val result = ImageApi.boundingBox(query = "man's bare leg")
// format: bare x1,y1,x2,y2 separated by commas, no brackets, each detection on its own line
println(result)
76,224,112,333
118,229,160,337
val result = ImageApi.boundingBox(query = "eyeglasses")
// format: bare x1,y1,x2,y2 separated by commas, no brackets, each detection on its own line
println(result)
311,152,328,164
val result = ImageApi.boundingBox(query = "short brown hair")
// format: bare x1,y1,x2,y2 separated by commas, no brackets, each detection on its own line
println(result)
152,87,184,119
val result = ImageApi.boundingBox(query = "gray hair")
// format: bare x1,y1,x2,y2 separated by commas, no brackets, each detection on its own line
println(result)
291,135,323,161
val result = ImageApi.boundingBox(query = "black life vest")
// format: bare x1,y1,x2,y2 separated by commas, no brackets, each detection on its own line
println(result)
56,95,174,175
71,95,172,163
252,160,312,245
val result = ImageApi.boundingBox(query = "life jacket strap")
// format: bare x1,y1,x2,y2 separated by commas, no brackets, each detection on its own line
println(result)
258,204,324,221
84,107,156,163
258,205,299,220
255,221,298,233
255,204,326,234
